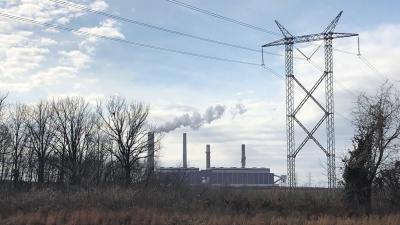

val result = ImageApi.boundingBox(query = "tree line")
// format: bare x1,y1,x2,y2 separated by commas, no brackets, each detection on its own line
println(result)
1,81,400,215
0,95,161,188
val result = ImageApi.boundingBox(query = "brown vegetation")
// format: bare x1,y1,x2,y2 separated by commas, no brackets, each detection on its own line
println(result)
3,208,400,225
1,185,399,225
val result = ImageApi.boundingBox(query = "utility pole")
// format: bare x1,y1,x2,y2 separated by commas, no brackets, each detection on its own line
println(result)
262,11,357,191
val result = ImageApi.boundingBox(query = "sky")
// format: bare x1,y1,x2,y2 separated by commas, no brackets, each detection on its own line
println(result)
0,0,399,187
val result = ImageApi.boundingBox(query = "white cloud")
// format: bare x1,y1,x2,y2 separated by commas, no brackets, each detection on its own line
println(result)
0,20,13,31
0,0,85,26
78,19,124,39
59,50,92,69
89,0,108,11
47,91,104,105
0,82,32,93
39,37,56,46
57,16,70,24
30,66,77,86
1,46,49,74
45,27,59,33
0,0,105,95
78,19,125,53
14,3,44,20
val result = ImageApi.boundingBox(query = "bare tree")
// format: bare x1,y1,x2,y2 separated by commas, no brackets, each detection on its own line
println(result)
92,118,113,186
0,93,10,183
80,114,111,187
0,124,11,182
0,93,8,117
53,97,96,186
7,103,29,187
97,96,157,187
26,100,57,184
342,82,400,214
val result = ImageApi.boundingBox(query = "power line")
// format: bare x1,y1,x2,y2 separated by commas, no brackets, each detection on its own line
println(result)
165,0,282,36
262,65,284,81
1,12,352,122
306,58,358,99
294,45,358,99
358,54,387,81
226,0,275,21
63,0,354,62
166,0,359,57
320,0,398,90
49,0,275,55
162,1,354,122
166,1,356,122
0,12,261,66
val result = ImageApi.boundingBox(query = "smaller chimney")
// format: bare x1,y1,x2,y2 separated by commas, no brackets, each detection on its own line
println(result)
241,144,246,168
183,133,187,168
206,144,211,169
147,132,154,170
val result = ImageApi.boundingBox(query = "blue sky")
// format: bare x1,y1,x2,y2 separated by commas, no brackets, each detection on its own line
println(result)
1,0,399,186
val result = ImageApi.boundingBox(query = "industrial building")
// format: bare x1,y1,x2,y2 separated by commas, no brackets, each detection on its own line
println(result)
151,133,281,186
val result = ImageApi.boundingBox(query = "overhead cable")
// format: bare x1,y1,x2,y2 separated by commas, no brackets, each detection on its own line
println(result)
49,0,290,58
166,0,359,57
0,13,260,66
165,0,282,36
2,12,351,122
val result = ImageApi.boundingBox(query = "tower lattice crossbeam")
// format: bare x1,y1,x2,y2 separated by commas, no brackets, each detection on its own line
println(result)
262,11,358,190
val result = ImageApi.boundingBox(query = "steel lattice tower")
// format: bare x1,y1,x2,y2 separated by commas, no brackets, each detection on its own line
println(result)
262,12,357,190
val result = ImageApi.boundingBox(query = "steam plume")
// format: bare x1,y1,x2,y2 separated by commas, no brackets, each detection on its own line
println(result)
157,104,226,133
230,103,247,119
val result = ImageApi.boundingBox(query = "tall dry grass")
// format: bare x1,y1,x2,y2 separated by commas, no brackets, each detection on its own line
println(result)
2,209,400,225
0,185,399,224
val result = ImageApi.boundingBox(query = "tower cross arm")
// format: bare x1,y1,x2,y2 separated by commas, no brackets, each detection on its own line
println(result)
262,32,358,47
262,37,293,47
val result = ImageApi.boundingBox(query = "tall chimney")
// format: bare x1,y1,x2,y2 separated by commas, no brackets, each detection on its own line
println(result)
241,144,246,168
206,144,211,169
183,133,187,168
147,132,154,170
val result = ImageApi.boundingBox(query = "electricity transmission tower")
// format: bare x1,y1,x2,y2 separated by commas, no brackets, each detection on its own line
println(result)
262,12,357,190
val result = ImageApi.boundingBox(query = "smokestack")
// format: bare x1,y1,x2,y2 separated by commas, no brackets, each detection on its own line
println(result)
183,133,187,168
206,144,211,169
241,144,246,168
147,132,154,170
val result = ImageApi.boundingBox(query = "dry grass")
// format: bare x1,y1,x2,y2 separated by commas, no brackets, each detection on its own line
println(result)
2,209,400,225
0,186,399,225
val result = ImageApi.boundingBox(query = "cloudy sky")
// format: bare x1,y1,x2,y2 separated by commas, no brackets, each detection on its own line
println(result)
1,0,399,186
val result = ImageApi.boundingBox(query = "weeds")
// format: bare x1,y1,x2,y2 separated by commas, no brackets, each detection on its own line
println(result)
0,185,399,224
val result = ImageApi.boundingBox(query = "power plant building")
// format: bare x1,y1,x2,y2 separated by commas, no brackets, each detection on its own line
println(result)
156,133,277,186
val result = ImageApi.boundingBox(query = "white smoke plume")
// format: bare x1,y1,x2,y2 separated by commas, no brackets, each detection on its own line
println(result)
230,103,248,119
157,104,226,133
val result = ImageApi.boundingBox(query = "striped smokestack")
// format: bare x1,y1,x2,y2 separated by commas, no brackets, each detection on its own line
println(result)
241,144,246,168
183,133,187,168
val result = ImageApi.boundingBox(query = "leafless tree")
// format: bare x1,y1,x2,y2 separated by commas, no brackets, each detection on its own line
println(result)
0,93,10,183
97,96,158,187
25,100,57,184
7,103,29,187
81,114,111,187
342,82,400,214
0,124,11,183
53,97,96,186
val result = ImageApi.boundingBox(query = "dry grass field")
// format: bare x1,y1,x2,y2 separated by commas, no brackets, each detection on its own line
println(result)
2,209,400,225
0,185,398,225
